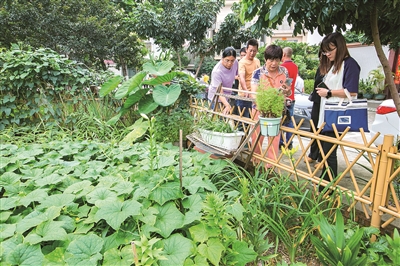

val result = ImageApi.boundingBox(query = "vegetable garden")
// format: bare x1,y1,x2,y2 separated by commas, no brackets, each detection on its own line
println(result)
1,45,399,265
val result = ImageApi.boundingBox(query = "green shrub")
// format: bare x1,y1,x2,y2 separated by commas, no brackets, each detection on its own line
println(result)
0,43,112,130
304,79,315,94
154,108,194,143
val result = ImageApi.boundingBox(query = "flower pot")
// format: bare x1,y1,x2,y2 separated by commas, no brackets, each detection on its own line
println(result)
198,129,245,151
363,93,374,100
259,116,282,136
373,93,386,100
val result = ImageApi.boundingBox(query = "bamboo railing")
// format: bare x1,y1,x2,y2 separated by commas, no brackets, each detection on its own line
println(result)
189,93,400,230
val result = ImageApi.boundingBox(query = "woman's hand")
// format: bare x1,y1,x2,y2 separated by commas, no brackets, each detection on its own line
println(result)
316,87,330,98
280,84,292,97
222,104,231,115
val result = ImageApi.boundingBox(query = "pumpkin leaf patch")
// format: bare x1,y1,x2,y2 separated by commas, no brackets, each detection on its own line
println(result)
0,138,251,265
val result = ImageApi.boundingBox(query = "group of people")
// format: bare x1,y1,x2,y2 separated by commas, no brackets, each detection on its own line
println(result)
206,32,360,184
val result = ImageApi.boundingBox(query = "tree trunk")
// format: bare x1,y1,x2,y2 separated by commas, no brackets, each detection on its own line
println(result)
175,48,182,69
370,5,400,116
195,55,205,78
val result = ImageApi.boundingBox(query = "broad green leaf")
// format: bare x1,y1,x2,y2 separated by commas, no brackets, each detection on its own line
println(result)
229,241,257,266
150,180,184,206
119,71,147,97
111,180,134,195
64,180,93,197
0,172,21,186
269,0,285,20
137,94,159,114
94,199,142,230
142,72,177,85
25,221,67,244
99,76,122,97
65,234,103,266
183,176,210,195
198,238,225,266
139,207,159,225
16,206,61,234
19,189,48,207
182,194,203,213
39,194,75,209
1,234,23,259
74,222,94,234
35,173,67,187
106,112,122,126
189,223,219,243
86,187,118,206
226,202,245,221
44,247,67,265
160,234,193,266
58,215,76,233
114,83,130,99
110,74,139,100
103,231,133,252
17,145,44,159
0,197,17,210
0,144,18,155
0,211,12,222
60,161,81,169
156,155,176,169
6,243,44,266
120,118,149,144
103,246,133,266
77,204,91,218
153,84,181,106
0,156,17,170
123,89,148,109
143,61,174,76
97,175,121,187
154,202,184,238
183,210,202,226
0,223,16,240
58,145,79,156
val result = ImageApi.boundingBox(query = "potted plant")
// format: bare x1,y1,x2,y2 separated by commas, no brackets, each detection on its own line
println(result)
255,86,285,136
368,66,386,100
360,78,374,99
195,114,245,151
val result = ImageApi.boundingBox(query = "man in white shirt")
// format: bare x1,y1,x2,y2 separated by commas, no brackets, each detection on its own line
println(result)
295,74,304,93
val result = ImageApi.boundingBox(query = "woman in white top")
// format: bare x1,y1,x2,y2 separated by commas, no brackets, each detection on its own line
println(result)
315,32,360,185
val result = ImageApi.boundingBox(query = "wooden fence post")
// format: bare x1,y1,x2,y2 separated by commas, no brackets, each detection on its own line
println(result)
370,134,394,239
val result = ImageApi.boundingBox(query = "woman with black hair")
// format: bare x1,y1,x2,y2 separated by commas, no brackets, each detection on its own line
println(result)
207,47,239,115
315,32,360,182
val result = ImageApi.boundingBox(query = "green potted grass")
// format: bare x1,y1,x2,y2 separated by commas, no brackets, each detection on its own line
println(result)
255,86,285,136
195,115,245,151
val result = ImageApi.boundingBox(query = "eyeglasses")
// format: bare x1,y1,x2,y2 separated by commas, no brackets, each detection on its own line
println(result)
322,47,337,56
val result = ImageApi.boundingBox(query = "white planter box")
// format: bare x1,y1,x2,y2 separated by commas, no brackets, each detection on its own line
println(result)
198,129,245,151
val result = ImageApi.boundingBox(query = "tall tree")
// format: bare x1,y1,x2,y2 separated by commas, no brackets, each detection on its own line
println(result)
129,0,224,68
0,0,146,70
240,0,400,116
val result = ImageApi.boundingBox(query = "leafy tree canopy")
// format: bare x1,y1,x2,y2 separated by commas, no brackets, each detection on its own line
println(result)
129,0,224,67
0,0,147,70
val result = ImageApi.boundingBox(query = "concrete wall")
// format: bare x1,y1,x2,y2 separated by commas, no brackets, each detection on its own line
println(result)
348,44,390,81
